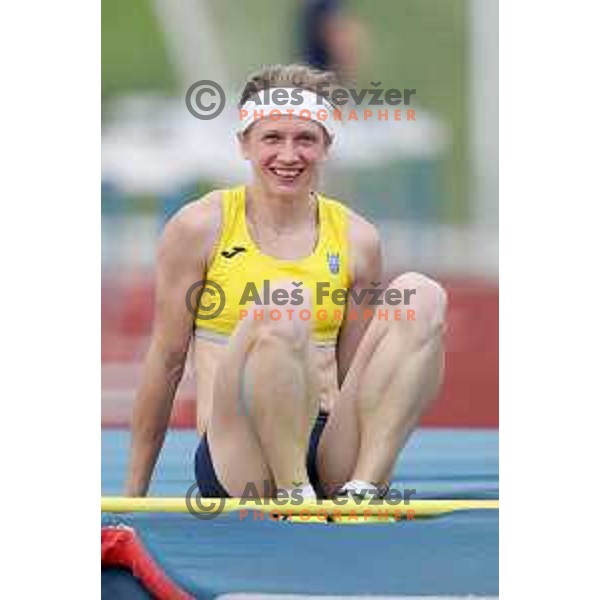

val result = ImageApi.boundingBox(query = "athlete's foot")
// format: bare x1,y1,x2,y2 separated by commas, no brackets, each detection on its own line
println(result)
279,483,317,501
276,483,317,522
334,479,389,500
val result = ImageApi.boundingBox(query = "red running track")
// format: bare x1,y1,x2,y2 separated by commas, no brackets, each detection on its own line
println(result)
102,275,498,428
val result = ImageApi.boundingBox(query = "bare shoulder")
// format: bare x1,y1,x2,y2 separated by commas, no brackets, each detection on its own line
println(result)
346,208,382,282
163,190,222,241
347,208,381,251
158,190,224,266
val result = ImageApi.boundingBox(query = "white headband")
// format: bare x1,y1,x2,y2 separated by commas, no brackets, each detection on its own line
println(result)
239,88,340,140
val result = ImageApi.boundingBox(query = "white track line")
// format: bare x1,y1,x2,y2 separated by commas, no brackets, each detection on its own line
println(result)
218,595,498,599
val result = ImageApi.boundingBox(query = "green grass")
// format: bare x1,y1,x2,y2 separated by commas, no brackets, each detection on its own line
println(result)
346,0,469,221
102,0,470,222
102,0,176,97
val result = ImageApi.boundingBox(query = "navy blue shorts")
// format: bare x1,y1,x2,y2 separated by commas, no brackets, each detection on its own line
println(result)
194,411,329,499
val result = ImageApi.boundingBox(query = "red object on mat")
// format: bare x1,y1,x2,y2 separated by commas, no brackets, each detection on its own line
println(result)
101,526,192,600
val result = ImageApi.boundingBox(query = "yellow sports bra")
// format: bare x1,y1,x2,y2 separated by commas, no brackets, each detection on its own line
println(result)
194,186,351,346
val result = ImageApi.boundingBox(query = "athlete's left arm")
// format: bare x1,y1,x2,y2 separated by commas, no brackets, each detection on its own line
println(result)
336,212,383,386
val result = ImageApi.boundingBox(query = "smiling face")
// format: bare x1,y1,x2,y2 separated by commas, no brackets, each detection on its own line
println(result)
239,116,330,197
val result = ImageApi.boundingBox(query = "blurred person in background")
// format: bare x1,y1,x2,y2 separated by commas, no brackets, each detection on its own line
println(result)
298,0,368,85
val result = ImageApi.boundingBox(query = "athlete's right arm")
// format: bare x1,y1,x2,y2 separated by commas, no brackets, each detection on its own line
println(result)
125,193,221,497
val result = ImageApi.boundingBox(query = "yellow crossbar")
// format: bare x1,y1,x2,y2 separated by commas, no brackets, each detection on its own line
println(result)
101,497,498,519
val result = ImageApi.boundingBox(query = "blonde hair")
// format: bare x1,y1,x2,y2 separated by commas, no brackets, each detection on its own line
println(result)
238,64,343,109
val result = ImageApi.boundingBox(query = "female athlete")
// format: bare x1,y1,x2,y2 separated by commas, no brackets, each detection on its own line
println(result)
126,64,447,501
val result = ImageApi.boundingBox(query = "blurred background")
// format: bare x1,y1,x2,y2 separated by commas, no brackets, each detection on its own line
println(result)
101,0,498,429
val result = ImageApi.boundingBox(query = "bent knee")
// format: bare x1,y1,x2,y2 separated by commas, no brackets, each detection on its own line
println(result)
387,272,447,330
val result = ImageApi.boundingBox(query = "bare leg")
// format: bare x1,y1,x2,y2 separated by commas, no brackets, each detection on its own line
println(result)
207,285,318,496
318,272,447,492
